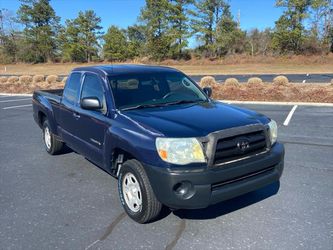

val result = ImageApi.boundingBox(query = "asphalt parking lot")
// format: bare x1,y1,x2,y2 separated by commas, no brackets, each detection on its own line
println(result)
0,95,332,250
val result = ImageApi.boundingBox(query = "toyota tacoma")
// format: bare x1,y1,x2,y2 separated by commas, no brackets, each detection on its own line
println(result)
32,65,284,223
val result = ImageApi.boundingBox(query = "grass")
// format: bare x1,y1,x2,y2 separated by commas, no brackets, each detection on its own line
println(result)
0,59,333,76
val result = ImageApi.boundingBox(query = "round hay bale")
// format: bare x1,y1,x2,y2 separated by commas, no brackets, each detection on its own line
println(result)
33,75,45,83
7,76,19,84
247,77,264,87
46,75,58,84
247,77,263,84
200,76,217,88
19,75,33,85
224,78,240,87
0,77,8,84
273,75,289,86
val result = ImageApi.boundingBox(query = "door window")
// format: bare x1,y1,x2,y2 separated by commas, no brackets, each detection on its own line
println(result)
81,74,107,114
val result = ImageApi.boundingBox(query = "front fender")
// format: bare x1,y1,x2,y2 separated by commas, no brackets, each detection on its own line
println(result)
104,125,162,168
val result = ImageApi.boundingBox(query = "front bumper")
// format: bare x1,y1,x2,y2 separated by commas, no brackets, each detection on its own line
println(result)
144,142,284,209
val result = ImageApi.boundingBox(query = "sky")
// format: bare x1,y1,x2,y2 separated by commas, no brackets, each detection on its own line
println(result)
1,0,284,47
1,0,283,31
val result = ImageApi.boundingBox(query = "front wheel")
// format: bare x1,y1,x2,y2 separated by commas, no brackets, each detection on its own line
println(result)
118,159,162,223
42,120,63,155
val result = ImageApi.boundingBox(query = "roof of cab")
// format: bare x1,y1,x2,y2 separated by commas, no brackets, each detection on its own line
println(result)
72,64,180,76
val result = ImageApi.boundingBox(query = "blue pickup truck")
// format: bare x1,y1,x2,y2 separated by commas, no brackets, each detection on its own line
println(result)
33,65,284,223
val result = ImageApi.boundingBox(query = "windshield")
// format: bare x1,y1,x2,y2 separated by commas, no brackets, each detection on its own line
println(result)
108,72,208,110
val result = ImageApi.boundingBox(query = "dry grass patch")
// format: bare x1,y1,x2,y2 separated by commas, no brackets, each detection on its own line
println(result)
0,75,65,93
200,76,217,88
273,75,289,86
7,76,19,84
0,76,8,84
212,82,333,103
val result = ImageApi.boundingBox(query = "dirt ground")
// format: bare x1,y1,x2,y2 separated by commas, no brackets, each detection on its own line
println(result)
1,54,333,75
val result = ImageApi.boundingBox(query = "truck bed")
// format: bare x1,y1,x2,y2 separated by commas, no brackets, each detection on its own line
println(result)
34,88,63,103
35,88,64,96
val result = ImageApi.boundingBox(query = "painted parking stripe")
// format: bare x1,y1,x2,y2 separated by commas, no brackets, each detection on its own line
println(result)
283,105,298,126
0,98,31,103
2,104,32,110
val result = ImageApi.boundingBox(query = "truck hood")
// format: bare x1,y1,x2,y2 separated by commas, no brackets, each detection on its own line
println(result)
122,101,269,137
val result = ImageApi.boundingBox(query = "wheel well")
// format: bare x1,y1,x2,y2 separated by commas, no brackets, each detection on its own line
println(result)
38,111,47,127
111,148,135,176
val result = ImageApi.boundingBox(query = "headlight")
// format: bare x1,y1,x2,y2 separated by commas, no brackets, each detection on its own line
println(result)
155,138,206,165
268,120,278,145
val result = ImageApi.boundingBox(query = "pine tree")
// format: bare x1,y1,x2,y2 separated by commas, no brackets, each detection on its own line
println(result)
17,0,60,62
73,10,103,62
126,25,146,59
191,0,225,57
59,10,103,62
58,19,86,62
139,0,172,61
103,26,128,61
215,2,244,56
272,0,312,53
168,0,193,59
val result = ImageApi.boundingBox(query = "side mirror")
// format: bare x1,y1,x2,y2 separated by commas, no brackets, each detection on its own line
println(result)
203,87,212,98
81,97,102,110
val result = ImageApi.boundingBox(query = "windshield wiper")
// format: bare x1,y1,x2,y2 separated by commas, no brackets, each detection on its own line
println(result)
120,99,205,111
120,103,166,111
163,99,205,106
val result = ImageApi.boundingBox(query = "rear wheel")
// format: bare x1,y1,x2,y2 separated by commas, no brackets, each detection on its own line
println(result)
42,120,63,155
118,159,162,223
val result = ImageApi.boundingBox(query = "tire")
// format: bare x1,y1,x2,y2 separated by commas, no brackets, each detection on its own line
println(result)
42,120,63,155
118,159,162,223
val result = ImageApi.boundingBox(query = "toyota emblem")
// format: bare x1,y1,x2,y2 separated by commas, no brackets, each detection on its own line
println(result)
237,139,250,151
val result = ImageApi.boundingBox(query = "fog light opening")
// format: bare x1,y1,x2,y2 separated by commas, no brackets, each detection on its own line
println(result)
173,181,195,199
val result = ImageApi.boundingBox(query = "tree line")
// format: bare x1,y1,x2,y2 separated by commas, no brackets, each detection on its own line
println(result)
0,0,332,64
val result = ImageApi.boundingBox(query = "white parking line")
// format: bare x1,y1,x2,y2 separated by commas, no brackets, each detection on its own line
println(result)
0,98,31,103
283,105,298,126
2,104,32,110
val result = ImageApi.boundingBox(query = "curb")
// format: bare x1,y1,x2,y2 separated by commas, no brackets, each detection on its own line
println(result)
220,100,333,107
0,93,33,97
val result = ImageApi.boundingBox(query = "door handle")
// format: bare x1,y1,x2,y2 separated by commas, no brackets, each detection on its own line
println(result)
73,113,80,119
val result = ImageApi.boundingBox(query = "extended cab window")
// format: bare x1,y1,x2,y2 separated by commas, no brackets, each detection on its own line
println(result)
63,73,81,105
81,74,107,114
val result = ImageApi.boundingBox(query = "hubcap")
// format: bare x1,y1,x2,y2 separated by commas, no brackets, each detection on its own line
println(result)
44,126,51,150
122,173,142,213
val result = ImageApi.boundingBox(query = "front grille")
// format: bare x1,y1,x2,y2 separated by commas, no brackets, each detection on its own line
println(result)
213,130,267,165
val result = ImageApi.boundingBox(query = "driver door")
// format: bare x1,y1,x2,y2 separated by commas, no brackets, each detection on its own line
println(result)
75,73,109,167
